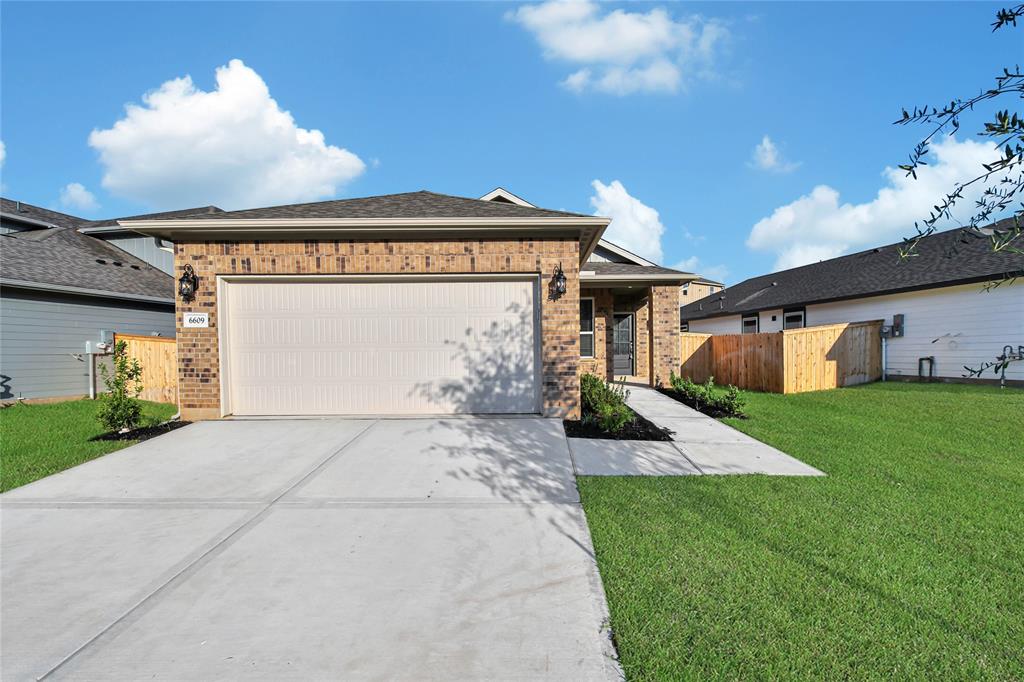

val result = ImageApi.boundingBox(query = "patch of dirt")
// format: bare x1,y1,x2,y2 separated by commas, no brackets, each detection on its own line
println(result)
563,411,672,441
90,420,191,443
656,388,747,419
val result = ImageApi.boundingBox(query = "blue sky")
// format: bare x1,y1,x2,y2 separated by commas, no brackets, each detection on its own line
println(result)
1,1,1018,282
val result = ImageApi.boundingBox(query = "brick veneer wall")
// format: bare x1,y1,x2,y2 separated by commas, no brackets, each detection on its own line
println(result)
649,284,681,386
174,238,580,420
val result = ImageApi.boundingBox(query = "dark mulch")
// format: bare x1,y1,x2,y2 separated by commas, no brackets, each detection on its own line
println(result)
563,411,672,441
656,387,746,419
90,419,191,443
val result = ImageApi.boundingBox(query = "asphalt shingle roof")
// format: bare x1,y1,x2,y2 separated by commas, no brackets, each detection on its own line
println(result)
83,205,223,228
585,262,693,277
681,221,1024,320
1,198,174,301
162,191,591,221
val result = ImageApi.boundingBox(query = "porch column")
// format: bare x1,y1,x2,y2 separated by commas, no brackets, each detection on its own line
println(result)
648,284,681,387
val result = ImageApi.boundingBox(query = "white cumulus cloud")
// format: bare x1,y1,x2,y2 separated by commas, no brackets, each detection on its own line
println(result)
747,136,998,271
673,255,728,284
508,0,728,95
89,59,366,210
0,140,6,167
749,135,799,173
59,183,100,212
590,180,665,263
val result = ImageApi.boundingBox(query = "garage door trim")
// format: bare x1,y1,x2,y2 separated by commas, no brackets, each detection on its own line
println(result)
216,273,543,417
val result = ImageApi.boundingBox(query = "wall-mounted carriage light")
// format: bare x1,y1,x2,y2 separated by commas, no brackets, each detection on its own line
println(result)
552,262,567,298
178,264,199,302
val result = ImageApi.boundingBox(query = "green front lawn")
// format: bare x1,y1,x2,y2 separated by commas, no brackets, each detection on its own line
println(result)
0,398,177,492
579,382,1024,680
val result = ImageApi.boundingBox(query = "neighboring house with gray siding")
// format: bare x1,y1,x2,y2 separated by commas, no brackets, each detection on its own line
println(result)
0,199,197,400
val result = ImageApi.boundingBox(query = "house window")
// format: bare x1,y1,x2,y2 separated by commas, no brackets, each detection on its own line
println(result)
742,314,759,334
783,308,805,330
680,321,689,332
580,298,595,357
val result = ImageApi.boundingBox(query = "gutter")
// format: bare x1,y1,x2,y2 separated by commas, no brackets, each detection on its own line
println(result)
581,273,696,284
120,215,610,265
0,278,175,305
679,274,1019,322
0,212,59,229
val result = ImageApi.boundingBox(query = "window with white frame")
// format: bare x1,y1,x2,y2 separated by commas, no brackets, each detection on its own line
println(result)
783,308,805,330
580,298,595,357
741,314,759,334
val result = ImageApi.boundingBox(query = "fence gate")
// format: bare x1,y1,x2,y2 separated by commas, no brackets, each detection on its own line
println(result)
113,334,177,405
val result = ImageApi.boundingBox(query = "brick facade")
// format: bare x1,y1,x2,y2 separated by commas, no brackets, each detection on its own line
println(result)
174,238,580,420
649,285,681,386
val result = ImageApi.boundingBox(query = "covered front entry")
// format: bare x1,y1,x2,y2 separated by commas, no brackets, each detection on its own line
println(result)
578,283,681,387
219,277,540,416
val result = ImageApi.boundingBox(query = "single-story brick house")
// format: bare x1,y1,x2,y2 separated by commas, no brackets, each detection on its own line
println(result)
123,188,696,420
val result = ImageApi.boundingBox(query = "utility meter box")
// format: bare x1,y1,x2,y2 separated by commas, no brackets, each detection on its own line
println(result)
891,314,905,338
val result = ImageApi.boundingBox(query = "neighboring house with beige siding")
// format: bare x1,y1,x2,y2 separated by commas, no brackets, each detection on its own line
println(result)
679,278,723,308
680,223,1024,385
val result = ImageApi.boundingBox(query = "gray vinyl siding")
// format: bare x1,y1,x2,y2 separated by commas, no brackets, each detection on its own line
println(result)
0,288,175,400
100,235,175,274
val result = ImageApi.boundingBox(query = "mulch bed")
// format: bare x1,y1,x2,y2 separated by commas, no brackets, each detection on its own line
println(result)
90,420,192,443
656,387,746,419
563,410,672,441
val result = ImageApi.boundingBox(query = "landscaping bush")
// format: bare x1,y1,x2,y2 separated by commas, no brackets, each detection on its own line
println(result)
97,340,144,433
580,373,633,433
668,371,746,418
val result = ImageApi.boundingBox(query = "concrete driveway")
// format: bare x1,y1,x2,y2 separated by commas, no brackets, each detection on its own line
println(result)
1,418,621,680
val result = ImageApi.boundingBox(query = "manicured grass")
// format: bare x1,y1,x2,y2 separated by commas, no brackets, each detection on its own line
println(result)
578,382,1024,681
0,398,177,492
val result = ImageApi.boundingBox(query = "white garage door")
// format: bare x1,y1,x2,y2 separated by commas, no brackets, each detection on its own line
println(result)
221,278,539,416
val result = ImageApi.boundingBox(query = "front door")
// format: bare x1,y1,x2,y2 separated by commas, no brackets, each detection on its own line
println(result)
612,313,634,376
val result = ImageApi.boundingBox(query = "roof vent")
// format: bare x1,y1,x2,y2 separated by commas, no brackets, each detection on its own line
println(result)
872,248,881,253
16,201,25,213
772,281,778,286
112,261,122,267
95,258,107,264
130,264,141,270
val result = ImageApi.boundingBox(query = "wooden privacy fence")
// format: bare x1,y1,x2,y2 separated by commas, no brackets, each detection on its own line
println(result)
679,320,883,394
113,334,177,405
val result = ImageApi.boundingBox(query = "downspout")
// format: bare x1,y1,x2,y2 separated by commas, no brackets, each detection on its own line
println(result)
881,334,887,382
88,351,96,398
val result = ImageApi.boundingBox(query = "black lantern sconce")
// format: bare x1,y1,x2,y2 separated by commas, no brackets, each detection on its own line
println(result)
551,262,567,299
178,264,199,302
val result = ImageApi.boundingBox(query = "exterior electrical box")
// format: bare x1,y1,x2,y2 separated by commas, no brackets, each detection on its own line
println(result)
891,314,905,338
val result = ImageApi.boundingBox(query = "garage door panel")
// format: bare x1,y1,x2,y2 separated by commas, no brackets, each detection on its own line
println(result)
223,279,538,416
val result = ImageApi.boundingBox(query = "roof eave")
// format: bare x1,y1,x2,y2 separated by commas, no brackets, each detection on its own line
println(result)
581,272,695,285
121,216,611,265
680,272,1021,321
0,278,175,305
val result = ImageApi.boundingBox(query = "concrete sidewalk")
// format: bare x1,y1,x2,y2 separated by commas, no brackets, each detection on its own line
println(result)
570,385,823,477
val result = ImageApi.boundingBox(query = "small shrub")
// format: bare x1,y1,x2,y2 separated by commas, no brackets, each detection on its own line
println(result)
97,340,144,433
580,373,634,433
668,371,746,418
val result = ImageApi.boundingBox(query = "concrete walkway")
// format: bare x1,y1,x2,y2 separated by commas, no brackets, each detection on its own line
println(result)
2,418,622,681
570,385,823,477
